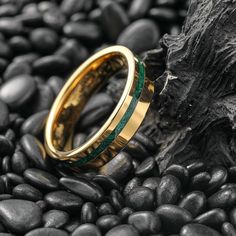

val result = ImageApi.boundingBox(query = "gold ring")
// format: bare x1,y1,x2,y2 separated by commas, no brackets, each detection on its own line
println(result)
44,45,154,169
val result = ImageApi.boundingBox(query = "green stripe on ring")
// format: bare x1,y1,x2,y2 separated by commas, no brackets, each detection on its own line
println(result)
68,60,145,167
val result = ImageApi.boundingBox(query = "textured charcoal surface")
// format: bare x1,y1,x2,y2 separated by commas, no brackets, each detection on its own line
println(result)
0,0,235,235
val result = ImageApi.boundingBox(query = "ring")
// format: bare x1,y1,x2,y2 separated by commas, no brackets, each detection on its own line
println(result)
44,45,154,169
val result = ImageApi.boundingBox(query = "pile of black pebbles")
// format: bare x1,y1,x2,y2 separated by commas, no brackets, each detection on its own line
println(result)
0,0,234,236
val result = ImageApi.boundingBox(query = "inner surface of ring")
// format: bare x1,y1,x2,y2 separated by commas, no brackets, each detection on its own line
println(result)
52,53,126,154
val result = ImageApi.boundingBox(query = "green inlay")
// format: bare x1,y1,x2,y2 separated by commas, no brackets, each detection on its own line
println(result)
68,60,145,167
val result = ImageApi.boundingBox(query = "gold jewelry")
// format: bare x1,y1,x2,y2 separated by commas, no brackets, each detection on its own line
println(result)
44,46,154,169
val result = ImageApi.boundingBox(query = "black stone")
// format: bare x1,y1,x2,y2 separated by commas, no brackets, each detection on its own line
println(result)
60,177,104,202
105,224,139,236
24,168,59,191
81,202,97,224
0,75,36,109
96,215,121,233
71,223,101,236
11,151,29,175
43,210,69,228
25,228,69,236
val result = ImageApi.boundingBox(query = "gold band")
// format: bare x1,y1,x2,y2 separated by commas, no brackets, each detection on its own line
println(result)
44,46,154,169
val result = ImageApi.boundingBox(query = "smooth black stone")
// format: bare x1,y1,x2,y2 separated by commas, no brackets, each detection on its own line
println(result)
61,0,93,16
0,75,36,109
25,228,69,236
0,58,8,74
0,40,12,59
21,134,49,170
117,19,160,54
21,110,49,136
180,223,221,236
229,166,236,182
118,207,134,222
221,183,236,190
13,183,42,201
63,21,102,44
157,174,181,205
149,7,178,22
33,55,70,76
0,194,12,200
133,132,156,153
208,188,236,209
0,100,9,131
45,190,83,213
105,224,139,236
99,152,133,182
100,1,129,41
142,177,160,190
3,61,31,81
206,166,228,194
125,140,149,160
110,189,124,211
124,177,142,196
73,133,87,149
0,19,23,36
72,223,102,236
128,0,152,20
2,156,11,174
164,164,189,185
0,136,13,156
230,207,236,228
194,208,227,230
179,191,206,217
56,39,88,67
0,199,42,233
9,36,31,55
29,84,54,114
14,53,39,65
96,215,121,232
93,175,120,193
24,168,59,191
1,175,10,194
43,210,69,228
6,173,25,186
135,157,156,177
47,76,64,96
98,203,115,216
81,202,97,224
0,178,4,194
125,187,155,211
189,172,211,190
5,129,15,142
128,211,161,235
186,161,206,176
60,176,104,203
79,106,113,130
155,204,192,234
11,151,29,174
30,28,59,54
222,222,236,236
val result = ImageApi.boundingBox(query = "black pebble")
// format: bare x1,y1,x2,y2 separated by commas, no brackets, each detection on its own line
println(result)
222,222,236,236
81,202,98,224
71,223,102,236
194,208,227,230
44,190,83,213
180,223,221,236
135,157,156,177
25,228,69,236
128,0,152,20
179,191,206,217
21,110,48,136
117,19,160,54
12,183,42,201
105,224,139,236
110,189,124,211
142,177,160,190
118,207,134,222
30,28,59,54
0,100,9,131
157,174,181,205
189,172,211,190
11,151,29,174
0,75,36,109
43,209,69,228
155,204,192,234
125,187,155,211
98,203,115,216
123,177,142,196
93,175,120,193
100,1,129,41
128,211,161,235
60,176,104,202
20,134,49,170
96,215,121,233
24,168,59,191
0,199,42,233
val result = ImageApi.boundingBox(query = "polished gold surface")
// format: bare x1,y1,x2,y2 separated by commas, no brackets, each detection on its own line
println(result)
45,45,154,168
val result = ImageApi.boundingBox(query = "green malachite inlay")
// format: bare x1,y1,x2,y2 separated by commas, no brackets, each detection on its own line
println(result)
69,60,145,167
